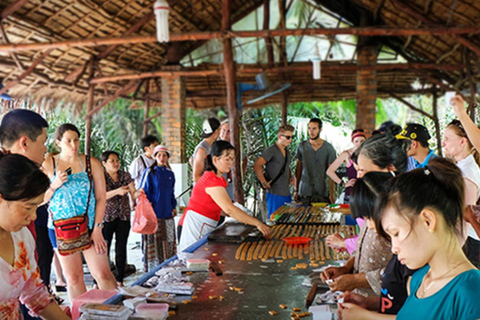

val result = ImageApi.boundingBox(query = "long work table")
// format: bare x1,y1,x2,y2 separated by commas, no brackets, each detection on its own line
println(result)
104,204,355,319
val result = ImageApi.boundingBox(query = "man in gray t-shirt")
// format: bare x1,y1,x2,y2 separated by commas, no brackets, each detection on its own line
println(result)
254,124,295,217
295,118,336,205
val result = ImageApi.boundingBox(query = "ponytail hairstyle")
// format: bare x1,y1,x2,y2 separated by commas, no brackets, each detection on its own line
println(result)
356,125,408,174
374,157,465,241
350,172,394,219
0,151,50,201
205,140,235,174
447,120,480,167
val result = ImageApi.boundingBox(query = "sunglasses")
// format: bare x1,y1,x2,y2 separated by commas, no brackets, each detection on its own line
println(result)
449,119,466,133
281,135,293,140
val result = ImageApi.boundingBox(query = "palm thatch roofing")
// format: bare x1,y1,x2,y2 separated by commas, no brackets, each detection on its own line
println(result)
0,0,478,111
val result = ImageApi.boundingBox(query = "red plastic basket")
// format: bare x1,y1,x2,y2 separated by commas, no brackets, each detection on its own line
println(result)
282,236,312,245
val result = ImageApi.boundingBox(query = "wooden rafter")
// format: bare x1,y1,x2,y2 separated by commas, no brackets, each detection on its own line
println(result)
86,80,138,117
0,49,53,96
389,0,480,56
1,0,29,20
0,24,24,70
2,26,480,53
89,62,465,84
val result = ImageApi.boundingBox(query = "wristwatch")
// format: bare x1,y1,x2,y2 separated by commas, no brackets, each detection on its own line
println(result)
95,222,104,229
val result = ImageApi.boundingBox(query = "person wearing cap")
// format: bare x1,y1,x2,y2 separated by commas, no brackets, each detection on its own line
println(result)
101,150,141,286
254,124,295,217
192,117,221,183
396,123,437,171
139,145,177,271
294,118,337,205
327,128,366,204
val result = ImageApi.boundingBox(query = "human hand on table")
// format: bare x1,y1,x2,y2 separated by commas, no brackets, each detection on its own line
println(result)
326,233,346,249
340,291,369,309
337,302,372,320
320,266,348,283
257,223,272,238
327,274,360,292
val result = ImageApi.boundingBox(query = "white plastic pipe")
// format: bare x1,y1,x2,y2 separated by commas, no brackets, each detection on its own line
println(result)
154,0,170,43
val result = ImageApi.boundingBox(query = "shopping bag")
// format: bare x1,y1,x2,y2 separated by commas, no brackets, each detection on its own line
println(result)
132,193,158,234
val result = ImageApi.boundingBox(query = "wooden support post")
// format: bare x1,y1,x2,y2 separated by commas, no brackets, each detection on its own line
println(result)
278,0,287,66
282,92,288,125
465,49,477,121
143,79,151,136
389,93,434,120
432,88,442,157
263,0,274,67
85,58,95,156
0,48,53,96
223,0,244,204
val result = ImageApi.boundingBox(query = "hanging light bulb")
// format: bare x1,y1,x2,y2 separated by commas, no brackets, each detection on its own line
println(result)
154,0,170,43
311,44,322,80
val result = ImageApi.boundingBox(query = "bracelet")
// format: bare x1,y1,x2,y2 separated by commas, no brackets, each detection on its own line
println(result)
49,186,57,193
262,181,268,186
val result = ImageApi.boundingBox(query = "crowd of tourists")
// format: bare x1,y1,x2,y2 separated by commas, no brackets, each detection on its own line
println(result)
0,93,480,319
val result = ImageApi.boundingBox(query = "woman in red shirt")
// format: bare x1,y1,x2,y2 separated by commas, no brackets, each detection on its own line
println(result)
179,141,271,251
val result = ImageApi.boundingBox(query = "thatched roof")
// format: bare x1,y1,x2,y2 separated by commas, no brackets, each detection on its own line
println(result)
0,0,478,110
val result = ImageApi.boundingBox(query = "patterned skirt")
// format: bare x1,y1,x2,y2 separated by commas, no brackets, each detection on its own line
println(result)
142,217,177,272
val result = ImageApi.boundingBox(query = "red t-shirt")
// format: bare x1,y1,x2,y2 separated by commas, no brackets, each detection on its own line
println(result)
180,171,227,226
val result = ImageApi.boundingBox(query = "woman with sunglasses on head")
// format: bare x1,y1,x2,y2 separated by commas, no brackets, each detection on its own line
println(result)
42,124,117,302
180,141,272,251
0,153,70,320
340,158,480,320
442,119,480,267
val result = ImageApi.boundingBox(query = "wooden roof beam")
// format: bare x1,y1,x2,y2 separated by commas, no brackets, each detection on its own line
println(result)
90,62,465,84
1,0,29,20
0,24,24,70
86,80,138,117
2,26,480,53
0,49,53,96
390,0,480,56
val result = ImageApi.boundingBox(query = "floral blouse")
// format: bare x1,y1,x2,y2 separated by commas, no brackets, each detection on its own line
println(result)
0,228,54,319
104,170,133,222
354,224,393,296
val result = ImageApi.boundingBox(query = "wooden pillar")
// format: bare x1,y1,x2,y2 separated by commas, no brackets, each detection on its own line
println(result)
465,49,477,121
143,79,151,136
85,58,95,156
263,0,274,67
223,0,245,204
161,67,186,163
281,92,288,125
355,45,378,134
432,88,442,157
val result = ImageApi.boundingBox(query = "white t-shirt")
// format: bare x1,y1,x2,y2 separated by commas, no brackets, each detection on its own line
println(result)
457,154,480,240
129,154,156,189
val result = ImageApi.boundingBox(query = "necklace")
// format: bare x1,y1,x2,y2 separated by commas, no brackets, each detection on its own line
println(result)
418,261,467,298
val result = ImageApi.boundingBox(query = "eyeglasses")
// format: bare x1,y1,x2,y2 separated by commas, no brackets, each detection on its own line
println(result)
281,135,293,140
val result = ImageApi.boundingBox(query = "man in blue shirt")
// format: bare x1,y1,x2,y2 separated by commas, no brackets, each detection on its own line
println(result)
396,123,436,171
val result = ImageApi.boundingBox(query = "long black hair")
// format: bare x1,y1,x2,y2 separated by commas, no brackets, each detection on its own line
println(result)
0,152,50,201
205,140,235,174
55,123,80,141
350,172,394,219
374,157,465,240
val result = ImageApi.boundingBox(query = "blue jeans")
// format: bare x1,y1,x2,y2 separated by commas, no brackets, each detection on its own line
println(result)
266,193,291,218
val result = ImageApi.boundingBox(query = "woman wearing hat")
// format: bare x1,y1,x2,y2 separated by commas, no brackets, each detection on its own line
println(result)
327,128,366,203
139,145,177,271
101,150,140,286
